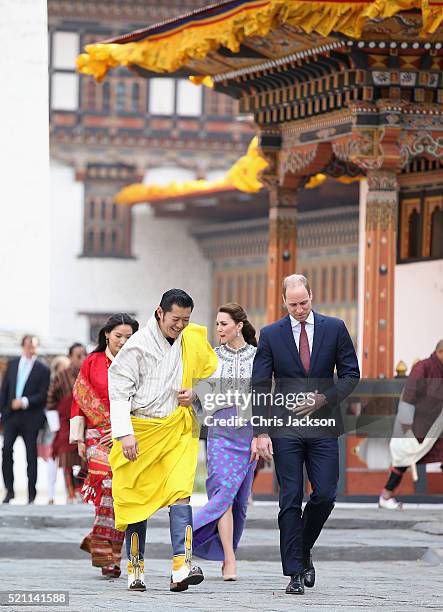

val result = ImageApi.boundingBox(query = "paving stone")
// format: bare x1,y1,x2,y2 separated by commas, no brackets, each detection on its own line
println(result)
1,503,442,610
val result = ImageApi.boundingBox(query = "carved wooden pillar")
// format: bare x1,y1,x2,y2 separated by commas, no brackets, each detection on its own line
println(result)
267,184,298,323
362,170,398,378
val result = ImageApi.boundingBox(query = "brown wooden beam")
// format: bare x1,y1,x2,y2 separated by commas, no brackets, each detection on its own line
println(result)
266,185,298,323
362,170,397,378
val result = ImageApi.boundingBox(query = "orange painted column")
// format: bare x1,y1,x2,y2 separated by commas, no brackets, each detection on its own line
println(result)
266,185,298,324
362,170,398,378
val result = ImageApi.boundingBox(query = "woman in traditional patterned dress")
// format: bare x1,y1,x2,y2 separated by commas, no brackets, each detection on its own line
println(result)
70,313,139,578
193,303,257,581
47,344,86,503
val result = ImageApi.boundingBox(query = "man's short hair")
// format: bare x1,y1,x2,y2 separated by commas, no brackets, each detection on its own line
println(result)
282,274,312,298
159,289,194,313
21,334,38,346
436,339,443,351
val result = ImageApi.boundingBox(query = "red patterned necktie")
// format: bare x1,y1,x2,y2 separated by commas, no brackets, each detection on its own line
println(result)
299,321,310,374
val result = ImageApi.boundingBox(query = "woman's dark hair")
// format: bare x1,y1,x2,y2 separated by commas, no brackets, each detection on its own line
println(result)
155,288,194,320
68,342,85,357
93,313,139,353
218,302,257,347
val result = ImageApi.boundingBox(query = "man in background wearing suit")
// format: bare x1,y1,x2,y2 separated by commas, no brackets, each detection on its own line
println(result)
251,274,360,595
1,335,50,504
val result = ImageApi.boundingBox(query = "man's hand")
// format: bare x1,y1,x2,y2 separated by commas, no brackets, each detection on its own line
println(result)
77,441,86,460
99,428,113,447
121,434,138,461
250,434,273,463
11,399,23,411
293,393,327,417
177,388,194,407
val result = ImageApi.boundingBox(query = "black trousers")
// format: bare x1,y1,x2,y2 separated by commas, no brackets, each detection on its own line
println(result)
2,412,45,499
272,436,339,575
384,466,408,491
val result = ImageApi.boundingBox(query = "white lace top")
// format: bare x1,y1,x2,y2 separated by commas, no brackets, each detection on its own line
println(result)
195,343,256,424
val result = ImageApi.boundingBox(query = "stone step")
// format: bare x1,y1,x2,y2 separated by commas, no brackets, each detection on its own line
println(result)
0,514,438,532
2,522,442,563
0,541,433,562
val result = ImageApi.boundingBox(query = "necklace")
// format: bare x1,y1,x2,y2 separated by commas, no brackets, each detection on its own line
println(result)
226,341,247,351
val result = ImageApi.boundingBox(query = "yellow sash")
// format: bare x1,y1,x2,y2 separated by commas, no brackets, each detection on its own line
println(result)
110,323,217,531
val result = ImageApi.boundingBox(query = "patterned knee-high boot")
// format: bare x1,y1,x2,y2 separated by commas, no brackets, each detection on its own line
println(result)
127,532,146,591
169,503,204,592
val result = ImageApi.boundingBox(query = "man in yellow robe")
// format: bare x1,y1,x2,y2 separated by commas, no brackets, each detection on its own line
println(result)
108,289,217,592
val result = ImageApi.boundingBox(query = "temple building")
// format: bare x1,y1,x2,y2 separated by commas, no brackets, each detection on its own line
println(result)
75,0,443,500
44,0,361,348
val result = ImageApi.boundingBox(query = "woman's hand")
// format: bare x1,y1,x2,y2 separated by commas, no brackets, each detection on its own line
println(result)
77,441,86,460
250,434,273,462
121,434,138,461
99,428,113,447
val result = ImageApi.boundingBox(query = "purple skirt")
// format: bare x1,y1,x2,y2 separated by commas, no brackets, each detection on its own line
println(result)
193,407,256,561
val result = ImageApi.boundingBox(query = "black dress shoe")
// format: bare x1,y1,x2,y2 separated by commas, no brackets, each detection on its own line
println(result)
2,491,14,504
303,550,315,588
285,574,304,595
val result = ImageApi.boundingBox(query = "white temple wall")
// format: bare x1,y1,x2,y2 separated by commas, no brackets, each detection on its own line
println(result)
0,0,50,336
49,160,211,347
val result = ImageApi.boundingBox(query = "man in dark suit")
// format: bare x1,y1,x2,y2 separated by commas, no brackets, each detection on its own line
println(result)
1,335,50,504
251,274,360,595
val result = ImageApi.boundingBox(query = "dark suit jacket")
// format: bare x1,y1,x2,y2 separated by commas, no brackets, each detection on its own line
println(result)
0,357,50,424
251,312,360,436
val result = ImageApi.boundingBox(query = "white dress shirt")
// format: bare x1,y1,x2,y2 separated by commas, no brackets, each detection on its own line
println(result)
15,355,37,409
290,310,315,354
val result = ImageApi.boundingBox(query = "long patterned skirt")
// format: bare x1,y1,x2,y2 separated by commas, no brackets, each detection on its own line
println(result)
81,432,124,568
193,407,256,561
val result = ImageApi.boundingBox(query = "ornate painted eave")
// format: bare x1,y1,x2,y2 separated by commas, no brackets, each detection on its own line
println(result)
149,186,268,220
145,176,358,220
76,1,443,81
75,2,443,183
48,0,205,22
